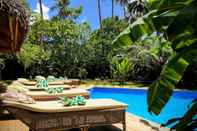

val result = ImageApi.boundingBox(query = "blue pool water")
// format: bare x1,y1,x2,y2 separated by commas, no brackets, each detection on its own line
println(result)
89,87,197,125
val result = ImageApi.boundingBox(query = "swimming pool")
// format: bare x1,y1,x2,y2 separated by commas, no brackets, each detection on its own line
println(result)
89,87,197,125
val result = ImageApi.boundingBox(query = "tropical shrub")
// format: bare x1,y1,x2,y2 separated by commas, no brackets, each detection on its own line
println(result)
78,68,88,80
110,32,173,81
19,43,51,77
110,57,132,83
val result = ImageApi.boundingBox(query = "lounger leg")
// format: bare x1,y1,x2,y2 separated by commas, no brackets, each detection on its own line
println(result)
123,111,126,131
123,122,126,131
80,127,89,131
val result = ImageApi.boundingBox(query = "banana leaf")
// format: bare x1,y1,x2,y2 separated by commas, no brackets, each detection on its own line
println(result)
167,0,197,51
161,100,197,130
173,101,197,130
147,0,197,115
112,10,156,49
112,26,132,48
157,0,193,10
147,43,197,115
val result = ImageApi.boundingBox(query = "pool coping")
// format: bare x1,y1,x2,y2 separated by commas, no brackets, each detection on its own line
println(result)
80,84,197,93
124,112,170,131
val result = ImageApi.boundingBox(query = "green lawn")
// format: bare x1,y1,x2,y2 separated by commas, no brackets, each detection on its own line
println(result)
80,80,149,88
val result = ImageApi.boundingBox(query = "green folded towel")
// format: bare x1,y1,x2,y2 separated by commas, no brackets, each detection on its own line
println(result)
60,96,86,106
36,79,64,94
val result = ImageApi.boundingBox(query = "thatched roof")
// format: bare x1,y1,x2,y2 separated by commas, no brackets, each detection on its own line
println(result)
0,0,29,53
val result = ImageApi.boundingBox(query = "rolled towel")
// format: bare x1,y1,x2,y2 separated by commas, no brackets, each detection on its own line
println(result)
0,91,35,104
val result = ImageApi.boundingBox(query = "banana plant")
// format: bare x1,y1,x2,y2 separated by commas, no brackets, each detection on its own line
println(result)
148,1,197,129
112,0,197,129
111,57,132,84
147,0,197,114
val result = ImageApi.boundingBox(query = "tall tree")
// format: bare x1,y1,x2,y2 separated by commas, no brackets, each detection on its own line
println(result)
112,0,114,18
115,0,128,18
97,0,102,29
38,0,44,45
38,0,44,20
51,0,82,20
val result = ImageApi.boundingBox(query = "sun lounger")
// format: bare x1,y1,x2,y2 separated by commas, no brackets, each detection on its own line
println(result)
23,85,74,91
63,79,81,85
18,78,81,86
3,99,127,131
17,79,65,86
25,88,90,101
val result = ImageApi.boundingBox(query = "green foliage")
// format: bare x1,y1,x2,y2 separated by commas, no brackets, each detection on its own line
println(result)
78,68,88,80
19,43,51,70
112,33,173,80
111,57,132,82
84,17,128,78
19,10,91,77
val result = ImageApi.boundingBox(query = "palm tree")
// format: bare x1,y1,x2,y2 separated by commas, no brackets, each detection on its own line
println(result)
38,0,44,20
127,0,147,22
51,0,69,19
116,0,148,22
112,0,114,18
38,0,44,45
97,0,102,29
115,0,128,18
51,0,82,20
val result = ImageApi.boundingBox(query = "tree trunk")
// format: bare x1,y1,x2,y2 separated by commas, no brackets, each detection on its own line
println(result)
123,6,126,18
38,0,43,45
112,0,114,18
97,0,102,29
39,0,44,20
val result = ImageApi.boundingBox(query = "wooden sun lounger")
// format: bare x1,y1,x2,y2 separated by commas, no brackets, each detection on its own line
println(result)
3,99,127,131
18,79,65,86
24,85,75,91
18,79,81,86
25,88,90,101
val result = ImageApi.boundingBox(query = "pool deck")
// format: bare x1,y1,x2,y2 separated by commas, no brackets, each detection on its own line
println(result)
115,113,169,131
84,112,169,131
